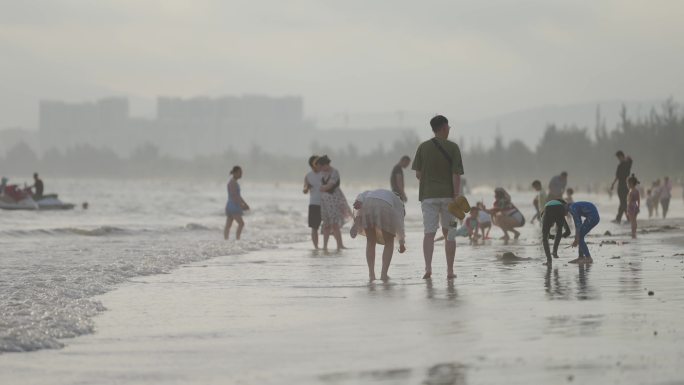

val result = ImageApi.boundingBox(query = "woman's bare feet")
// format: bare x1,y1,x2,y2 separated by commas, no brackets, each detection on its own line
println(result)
369,274,376,282
513,230,520,240
583,257,593,264
569,257,584,264
552,253,559,259
447,273,457,280
380,275,390,282
422,271,432,279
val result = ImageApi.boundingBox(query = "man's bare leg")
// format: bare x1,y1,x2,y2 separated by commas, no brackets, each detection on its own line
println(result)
444,227,456,279
311,228,319,249
423,232,436,278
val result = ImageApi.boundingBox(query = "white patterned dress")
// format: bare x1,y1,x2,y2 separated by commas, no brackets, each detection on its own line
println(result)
320,168,352,229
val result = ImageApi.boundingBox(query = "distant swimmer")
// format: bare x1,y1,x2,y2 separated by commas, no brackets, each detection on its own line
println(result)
303,155,322,249
351,189,406,281
541,199,571,265
224,166,250,240
390,155,411,202
626,174,641,239
610,151,632,224
568,201,600,264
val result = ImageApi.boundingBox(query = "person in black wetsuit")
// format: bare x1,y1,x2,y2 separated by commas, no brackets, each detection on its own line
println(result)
541,199,571,265
610,151,632,224
31,172,44,200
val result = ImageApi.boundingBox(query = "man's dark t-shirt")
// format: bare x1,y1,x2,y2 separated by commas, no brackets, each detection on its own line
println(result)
616,158,632,188
390,164,403,194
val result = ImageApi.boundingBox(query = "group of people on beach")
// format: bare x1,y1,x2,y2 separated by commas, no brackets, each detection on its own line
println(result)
223,115,677,282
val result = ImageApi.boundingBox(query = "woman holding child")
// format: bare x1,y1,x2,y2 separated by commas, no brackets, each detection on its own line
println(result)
317,155,353,251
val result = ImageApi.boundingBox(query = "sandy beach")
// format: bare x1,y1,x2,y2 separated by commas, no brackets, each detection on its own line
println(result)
2,212,683,384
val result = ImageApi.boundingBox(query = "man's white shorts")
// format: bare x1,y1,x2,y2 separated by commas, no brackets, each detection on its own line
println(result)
421,198,455,234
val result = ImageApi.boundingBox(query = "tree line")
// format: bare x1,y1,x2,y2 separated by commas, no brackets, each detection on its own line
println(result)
2,100,683,189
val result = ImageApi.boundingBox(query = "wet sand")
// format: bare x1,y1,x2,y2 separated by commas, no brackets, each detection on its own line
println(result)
1,216,683,384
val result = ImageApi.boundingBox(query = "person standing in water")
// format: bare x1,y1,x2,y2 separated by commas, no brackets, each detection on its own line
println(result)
547,171,568,201
224,166,249,240
390,155,411,202
412,115,464,280
530,180,547,225
610,151,633,224
568,201,600,264
626,174,641,239
317,155,352,251
303,155,322,249
351,189,407,281
660,176,672,219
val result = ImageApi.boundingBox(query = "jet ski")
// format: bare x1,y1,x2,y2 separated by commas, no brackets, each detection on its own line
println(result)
0,186,74,211
36,194,75,210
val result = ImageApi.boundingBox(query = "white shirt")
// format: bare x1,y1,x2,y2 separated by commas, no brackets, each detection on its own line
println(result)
306,171,322,205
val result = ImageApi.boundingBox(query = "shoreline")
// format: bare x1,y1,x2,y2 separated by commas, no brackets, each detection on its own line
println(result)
2,216,684,384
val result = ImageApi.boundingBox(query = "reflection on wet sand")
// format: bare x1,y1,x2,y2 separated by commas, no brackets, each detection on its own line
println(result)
319,362,466,385
544,266,571,300
577,264,597,300
425,279,459,304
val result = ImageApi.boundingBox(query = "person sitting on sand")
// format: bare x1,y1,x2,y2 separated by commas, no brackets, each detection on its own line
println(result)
463,207,481,243
476,202,492,240
567,200,600,264
224,166,250,240
626,174,640,239
541,199,571,265
485,188,525,241
351,189,406,281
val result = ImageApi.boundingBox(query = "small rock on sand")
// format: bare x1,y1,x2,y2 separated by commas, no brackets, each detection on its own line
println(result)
648,291,655,296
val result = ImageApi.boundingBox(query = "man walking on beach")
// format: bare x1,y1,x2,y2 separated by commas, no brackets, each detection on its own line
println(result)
610,151,632,224
412,115,464,280
390,155,411,202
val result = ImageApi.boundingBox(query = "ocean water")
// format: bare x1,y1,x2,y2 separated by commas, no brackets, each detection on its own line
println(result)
0,178,311,353
2,178,684,384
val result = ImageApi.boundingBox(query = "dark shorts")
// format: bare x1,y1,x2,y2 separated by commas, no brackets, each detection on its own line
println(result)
308,205,322,229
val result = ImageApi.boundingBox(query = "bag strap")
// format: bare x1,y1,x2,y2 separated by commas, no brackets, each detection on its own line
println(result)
431,138,453,167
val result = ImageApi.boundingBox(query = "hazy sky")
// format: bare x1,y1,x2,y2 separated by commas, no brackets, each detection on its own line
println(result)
2,0,683,129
